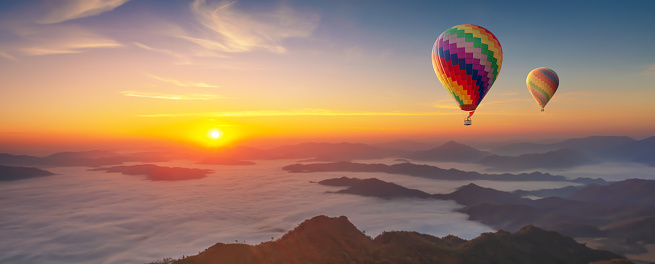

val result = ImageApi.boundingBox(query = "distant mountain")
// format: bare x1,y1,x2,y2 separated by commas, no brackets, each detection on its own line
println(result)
90,164,213,181
269,142,401,161
514,185,584,198
311,176,655,259
490,136,637,156
433,183,526,206
568,179,655,206
0,150,172,167
405,141,491,162
0,165,54,181
283,161,606,184
318,177,432,199
478,148,596,171
160,215,627,264
601,136,655,166
373,139,433,152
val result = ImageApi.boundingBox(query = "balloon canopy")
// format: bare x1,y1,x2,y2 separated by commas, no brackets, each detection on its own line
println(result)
526,67,559,110
432,24,503,117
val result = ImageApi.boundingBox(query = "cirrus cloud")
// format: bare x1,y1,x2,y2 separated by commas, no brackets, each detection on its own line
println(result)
39,0,130,24
186,0,319,53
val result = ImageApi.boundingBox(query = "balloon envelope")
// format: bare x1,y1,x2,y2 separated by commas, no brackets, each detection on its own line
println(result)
526,67,559,109
432,24,503,115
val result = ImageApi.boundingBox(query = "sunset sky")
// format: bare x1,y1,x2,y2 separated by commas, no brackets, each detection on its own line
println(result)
1,0,654,152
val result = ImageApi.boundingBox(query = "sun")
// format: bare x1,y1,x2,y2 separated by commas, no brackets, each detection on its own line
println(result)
207,128,224,140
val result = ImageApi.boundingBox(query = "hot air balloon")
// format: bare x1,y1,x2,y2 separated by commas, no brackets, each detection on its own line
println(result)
432,24,503,125
526,67,559,111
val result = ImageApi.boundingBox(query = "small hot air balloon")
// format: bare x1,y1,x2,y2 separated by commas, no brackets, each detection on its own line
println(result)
432,24,503,125
526,67,559,112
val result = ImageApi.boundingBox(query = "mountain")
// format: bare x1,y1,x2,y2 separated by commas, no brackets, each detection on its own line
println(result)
490,136,637,156
567,179,655,206
90,164,214,181
373,139,433,152
405,141,491,162
433,183,526,206
0,150,172,167
283,161,606,184
311,176,655,259
514,185,585,198
601,136,655,166
0,165,54,181
269,142,400,161
478,148,595,171
319,177,432,199
160,215,627,264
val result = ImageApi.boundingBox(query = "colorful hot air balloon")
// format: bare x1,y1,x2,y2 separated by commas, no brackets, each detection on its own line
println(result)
432,24,503,125
526,67,559,111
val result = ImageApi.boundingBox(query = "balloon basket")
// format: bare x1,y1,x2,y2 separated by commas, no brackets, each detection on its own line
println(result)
541,108,544,112
464,117,472,126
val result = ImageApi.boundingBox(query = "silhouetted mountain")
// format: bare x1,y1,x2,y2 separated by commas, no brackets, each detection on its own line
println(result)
0,165,54,181
568,179,655,206
604,217,655,243
479,148,596,171
283,161,606,184
405,141,491,162
269,142,400,161
601,136,655,166
317,176,362,186
433,183,526,206
514,185,585,198
90,164,213,181
490,136,637,156
163,215,627,264
0,150,172,167
319,177,432,199
373,139,433,152
196,157,255,165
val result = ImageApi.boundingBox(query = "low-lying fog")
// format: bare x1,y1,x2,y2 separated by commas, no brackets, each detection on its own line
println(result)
1,159,652,264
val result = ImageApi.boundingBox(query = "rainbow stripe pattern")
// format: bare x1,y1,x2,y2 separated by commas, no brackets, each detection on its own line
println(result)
432,24,503,112
526,67,559,109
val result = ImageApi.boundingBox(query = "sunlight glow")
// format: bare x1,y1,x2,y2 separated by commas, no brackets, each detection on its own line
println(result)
207,128,223,141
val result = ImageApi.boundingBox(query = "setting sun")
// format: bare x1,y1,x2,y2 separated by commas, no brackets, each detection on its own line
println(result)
207,128,223,140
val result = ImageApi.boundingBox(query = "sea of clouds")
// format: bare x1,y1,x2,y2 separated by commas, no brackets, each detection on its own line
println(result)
1,159,653,264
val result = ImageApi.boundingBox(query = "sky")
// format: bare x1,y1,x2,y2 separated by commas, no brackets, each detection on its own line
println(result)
1,0,654,152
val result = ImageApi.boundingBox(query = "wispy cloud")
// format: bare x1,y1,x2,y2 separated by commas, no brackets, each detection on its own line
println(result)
147,75,219,88
10,25,122,56
639,63,655,76
186,0,319,53
133,42,193,64
39,0,130,24
0,51,18,61
136,109,454,117
120,91,222,100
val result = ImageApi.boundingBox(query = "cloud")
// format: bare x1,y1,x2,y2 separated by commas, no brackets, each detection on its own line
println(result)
0,51,17,61
135,109,455,118
39,0,130,24
186,0,319,53
639,63,655,76
5,25,122,56
147,75,219,88
120,91,222,100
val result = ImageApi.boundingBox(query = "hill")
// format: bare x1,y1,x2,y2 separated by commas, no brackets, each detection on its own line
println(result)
0,165,54,181
318,177,432,199
158,215,627,264
283,161,606,184
490,136,636,156
478,148,595,171
90,164,214,181
405,141,491,162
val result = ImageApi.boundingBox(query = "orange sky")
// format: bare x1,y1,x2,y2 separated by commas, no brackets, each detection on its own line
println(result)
1,0,654,153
